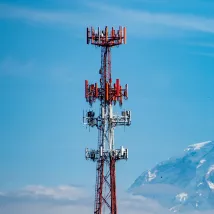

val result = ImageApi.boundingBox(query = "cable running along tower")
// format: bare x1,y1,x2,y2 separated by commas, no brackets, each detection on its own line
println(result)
83,26,131,214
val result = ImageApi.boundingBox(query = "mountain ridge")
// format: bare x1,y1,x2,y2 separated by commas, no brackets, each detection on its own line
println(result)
128,140,214,212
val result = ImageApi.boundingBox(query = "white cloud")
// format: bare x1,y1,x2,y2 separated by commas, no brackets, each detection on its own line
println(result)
87,2,214,34
18,185,89,200
0,4,80,25
3,185,90,201
1,2,214,37
0,185,214,214
0,3,99,28
0,185,169,214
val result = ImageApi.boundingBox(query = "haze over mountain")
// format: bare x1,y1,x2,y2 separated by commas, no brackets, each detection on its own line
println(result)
128,141,214,212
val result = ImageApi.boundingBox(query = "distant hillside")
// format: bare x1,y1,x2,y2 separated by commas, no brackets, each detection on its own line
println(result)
128,141,214,212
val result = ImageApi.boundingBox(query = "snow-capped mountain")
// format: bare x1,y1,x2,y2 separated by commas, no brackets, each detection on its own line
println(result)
128,141,214,212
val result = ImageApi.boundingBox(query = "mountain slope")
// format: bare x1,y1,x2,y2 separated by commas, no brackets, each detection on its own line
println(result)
128,141,214,212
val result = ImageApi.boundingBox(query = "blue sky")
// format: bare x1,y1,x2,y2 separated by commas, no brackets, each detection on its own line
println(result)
1,0,214,203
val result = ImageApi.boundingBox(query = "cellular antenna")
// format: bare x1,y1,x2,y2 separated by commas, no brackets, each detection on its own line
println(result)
83,26,131,214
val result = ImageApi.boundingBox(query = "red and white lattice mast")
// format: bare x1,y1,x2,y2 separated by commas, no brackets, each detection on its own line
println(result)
83,26,131,214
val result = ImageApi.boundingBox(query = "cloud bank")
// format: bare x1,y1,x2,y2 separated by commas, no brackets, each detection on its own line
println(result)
0,185,214,214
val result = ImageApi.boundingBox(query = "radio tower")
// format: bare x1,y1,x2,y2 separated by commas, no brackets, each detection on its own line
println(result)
83,26,131,214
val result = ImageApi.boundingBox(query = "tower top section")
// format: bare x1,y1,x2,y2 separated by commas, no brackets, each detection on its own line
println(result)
87,26,126,47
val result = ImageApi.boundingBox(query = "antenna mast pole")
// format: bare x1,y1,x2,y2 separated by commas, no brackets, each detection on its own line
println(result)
83,26,131,214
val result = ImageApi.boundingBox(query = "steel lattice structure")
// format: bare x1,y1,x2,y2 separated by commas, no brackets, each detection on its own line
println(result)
83,26,131,214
